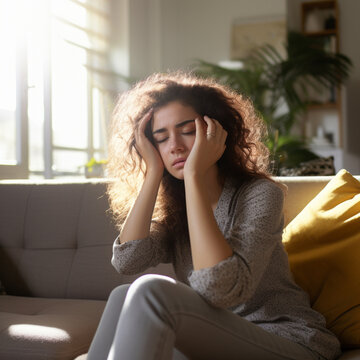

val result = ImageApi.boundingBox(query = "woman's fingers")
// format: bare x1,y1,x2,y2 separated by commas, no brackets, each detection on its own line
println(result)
136,109,153,144
185,116,227,177
193,117,205,142
201,116,227,159
204,116,227,144
204,115,216,139
138,109,153,133
135,109,153,147
134,109,164,173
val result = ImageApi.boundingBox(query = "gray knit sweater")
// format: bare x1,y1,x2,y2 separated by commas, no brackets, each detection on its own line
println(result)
111,178,341,360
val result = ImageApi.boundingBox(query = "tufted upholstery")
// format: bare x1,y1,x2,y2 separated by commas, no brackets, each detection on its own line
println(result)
0,177,359,360
0,180,174,360
0,181,124,299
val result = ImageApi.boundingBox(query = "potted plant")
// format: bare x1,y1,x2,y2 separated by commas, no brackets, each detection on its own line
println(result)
85,157,108,178
193,31,352,174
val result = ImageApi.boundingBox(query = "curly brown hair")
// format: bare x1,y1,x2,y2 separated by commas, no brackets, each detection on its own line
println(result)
107,71,271,232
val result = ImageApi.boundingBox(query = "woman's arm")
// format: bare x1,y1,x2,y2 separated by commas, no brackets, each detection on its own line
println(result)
187,180,285,308
119,109,164,244
112,110,171,274
119,171,162,243
185,175,233,270
184,116,232,270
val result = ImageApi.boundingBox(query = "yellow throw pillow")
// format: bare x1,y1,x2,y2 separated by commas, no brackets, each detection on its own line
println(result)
283,169,360,349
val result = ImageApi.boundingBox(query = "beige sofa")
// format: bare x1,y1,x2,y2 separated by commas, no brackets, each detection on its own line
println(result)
0,177,359,360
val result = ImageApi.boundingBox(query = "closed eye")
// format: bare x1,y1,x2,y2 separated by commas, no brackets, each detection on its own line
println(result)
154,130,195,144
182,130,195,135
181,123,196,135
154,137,168,144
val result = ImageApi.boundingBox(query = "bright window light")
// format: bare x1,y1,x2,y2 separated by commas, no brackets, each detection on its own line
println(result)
1,0,115,178
0,0,18,163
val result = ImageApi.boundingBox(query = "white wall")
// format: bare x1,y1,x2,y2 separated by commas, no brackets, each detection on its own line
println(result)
111,0,286,79
110,0,359,174
160,0,286,72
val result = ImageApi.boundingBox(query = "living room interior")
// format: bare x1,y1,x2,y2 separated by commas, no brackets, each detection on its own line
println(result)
110,0,360,176
0,1,360,360
0,0,359,179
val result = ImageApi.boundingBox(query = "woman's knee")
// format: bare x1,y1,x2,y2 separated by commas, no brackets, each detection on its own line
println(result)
126,274,178,307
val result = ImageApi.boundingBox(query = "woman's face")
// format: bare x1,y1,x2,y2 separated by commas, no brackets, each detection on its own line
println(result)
151,101,200,180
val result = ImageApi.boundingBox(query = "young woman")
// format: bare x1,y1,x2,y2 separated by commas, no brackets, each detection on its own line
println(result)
87,72,341,360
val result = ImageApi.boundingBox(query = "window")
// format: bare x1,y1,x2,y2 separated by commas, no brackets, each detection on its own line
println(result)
0,0,119,179
0,0,28,178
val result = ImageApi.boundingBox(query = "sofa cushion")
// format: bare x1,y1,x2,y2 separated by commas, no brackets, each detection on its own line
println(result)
0,295,105,360
0,181,124,299
283,169,360,349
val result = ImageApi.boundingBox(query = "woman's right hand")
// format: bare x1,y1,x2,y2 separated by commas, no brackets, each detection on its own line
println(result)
135,109,164,176
121,110,164,244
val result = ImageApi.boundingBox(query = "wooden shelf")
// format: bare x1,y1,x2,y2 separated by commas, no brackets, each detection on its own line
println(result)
302,0,337,11
301,0,338,34
307,102,338,110
304,29,337,37
301,0,343,148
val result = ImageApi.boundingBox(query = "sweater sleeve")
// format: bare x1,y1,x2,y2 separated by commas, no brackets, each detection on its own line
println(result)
188,180,285,308
111,220,172,275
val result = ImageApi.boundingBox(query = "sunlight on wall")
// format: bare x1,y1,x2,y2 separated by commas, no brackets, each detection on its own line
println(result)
8,324,70,342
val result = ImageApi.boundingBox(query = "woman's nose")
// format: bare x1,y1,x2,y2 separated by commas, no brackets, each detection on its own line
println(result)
169,135,184,153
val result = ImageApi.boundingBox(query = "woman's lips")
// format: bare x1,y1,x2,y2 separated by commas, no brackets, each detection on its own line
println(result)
172,159,186,168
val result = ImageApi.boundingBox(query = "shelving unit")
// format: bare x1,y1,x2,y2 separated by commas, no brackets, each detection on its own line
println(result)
300,0,343,170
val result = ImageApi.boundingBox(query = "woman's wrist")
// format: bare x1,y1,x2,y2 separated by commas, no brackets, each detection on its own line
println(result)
145,168,163,185
184,172,204,186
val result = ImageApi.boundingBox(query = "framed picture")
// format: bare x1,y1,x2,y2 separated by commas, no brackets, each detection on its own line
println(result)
231,15,286,60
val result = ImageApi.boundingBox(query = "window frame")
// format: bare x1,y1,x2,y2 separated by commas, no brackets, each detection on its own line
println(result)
0,0,114,180
0,21,29,179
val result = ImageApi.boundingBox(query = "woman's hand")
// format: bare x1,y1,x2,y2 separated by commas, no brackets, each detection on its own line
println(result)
135,109,164,176
183,116,232,270
184,115,227,178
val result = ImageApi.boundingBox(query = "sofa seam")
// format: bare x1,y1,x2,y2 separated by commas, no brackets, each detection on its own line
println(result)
22,185,33,250
64,183,87,299
16,185,34,293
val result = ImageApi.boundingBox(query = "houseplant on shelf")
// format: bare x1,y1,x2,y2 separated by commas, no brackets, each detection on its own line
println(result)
193,31,352,175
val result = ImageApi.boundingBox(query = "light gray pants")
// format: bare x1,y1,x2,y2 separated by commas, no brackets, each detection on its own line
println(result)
88,274,320,360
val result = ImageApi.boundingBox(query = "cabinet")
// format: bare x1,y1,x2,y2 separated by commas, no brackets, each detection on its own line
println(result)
300,0,343,168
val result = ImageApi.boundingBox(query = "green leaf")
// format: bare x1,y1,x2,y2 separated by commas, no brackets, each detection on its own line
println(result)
192,31,353,173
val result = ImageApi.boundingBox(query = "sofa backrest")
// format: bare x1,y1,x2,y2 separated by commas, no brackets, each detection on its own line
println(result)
1,175,359,299
0,181,123,300
277,174,360,226
0,180,176,300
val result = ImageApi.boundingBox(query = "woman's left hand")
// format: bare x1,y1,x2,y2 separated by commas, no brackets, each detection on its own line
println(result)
184,115,227,178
